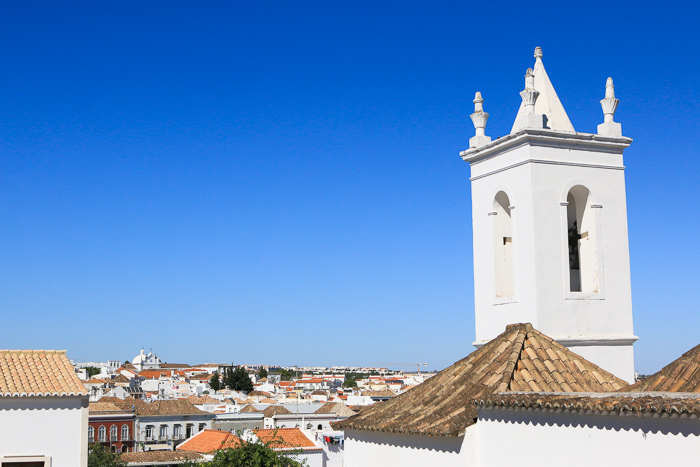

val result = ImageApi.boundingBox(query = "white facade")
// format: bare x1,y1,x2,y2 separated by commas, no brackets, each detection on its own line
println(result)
343,428,474,467
0,395,88,467
462,48,637,382
477,406,700,466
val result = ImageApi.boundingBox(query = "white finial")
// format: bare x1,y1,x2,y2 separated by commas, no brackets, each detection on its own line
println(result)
597,77,622,136
520,68,539,114
534,47,543,59
469,92,491,149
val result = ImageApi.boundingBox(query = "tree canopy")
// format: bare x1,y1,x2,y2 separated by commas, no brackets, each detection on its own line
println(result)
257,367,268,380
342,377,357,388
88,443,126,467
210,372,221,391
223,366,254,392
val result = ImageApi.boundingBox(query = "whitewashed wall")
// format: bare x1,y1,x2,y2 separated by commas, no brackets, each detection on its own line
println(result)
0,396,88,467
478,407,700,466
343,428,476,467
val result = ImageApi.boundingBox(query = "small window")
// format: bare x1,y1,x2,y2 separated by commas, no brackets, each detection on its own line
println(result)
121,425,129,441
159,425,168,439
88,426,94,443
0,457,50,467
493,191,514,298
98,425,106,442
199,423,205,432
317,424,323,430
110,425,118,442
145,425,154,439
174,425,182,438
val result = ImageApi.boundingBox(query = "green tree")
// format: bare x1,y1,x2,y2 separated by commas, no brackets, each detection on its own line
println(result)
224,366,254,392
210,372,221,391
88,443,126,467
257,367,268,380
199,435,306,467
342,377,357,388
84,366,101,378
279,369,293,381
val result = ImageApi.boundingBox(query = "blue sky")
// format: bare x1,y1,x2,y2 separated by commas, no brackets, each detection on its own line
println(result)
0,1,697,374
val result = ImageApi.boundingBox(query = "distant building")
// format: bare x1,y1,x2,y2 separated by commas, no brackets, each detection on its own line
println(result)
132,349,163,372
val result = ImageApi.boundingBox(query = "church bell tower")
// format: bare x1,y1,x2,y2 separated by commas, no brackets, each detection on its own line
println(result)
461,47,637,382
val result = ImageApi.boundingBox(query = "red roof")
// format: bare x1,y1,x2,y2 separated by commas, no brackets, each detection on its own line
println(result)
255,428,320,451
177,429,241,453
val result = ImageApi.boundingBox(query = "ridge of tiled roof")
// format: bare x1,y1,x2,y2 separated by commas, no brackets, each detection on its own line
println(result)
473,391,700,416
333,323,628,437
620,342,700,393
239,404,261,413
263,405,292,417
314,401,355,416
0,350,88,397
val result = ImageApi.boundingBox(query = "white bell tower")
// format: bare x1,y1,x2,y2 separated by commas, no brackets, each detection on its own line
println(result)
461,47,637,383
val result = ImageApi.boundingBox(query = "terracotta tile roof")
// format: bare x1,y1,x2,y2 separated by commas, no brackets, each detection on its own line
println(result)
160,363,192,369
0,350,88,397
137,399,210,416
239,404,261,413
311,390,327,395
112,374,130,383
473,392,700,416
121,450,205,465
260,398,277,404
248,390,271,397
89,401,133,413
620,342,700,393
314,402,355,416
177,429,241,453
187,394,219,404
85,378,108,384
262,405,292,417
255,428,320,451
333,323,627,436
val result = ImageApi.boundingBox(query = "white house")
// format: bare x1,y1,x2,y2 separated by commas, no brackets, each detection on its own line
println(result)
0,349,89,467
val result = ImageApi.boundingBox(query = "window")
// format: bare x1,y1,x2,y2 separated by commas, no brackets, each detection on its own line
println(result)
566,186,599,293
198,423,205,432
110,425,118,442
493,191,514,298
88,426,94,443
98,425,106,442
145,425,154,440
159,425,168,439
121,425,129,441
0,456,51,467
174,425,182,439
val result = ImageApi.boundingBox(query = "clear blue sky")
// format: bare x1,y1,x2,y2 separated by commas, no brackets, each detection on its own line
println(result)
0,1,697,374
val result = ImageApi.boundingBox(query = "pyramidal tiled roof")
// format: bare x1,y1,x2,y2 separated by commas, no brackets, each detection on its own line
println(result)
0,350,88,397
333,323,627,436
620,342,700,393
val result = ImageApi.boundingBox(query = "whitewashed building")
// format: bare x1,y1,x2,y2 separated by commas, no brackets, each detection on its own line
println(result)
0,349,89,466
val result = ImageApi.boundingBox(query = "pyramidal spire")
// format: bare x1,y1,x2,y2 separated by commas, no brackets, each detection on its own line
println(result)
511,47,575,133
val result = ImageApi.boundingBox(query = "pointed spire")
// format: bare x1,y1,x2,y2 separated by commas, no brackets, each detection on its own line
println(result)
597,77,622,137
469,92,491,149
511,47,575,133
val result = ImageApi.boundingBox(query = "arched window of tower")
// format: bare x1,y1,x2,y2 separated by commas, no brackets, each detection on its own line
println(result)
566,186,599,293
493,191,514,298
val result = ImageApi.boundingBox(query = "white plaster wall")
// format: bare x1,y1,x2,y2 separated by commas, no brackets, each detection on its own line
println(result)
469,134,636,382
343,428,476,467
0,396,88,467
477,408,700,466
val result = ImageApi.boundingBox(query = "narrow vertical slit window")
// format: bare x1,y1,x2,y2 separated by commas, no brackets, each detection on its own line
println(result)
493,191,514,298
566,186,599,293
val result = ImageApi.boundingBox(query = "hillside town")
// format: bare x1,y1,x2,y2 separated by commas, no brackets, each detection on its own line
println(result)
1,40,699,467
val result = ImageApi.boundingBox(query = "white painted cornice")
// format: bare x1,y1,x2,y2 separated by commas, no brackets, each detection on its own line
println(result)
460,128,632,164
